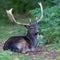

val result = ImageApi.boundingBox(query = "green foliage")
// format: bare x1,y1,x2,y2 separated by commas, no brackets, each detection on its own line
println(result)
1,0,59,19
0,0,13,19
29,4,60,45
10,0,43,13
0,0,40,19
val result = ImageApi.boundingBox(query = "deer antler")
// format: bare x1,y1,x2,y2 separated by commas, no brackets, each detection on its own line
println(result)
6,8,29,26
6,2,43,25
36,2,43,23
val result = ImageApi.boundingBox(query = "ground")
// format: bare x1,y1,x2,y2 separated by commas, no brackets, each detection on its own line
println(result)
0,42,60,60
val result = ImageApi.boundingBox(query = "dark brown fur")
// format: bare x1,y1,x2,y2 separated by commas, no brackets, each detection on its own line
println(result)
3,36,33,53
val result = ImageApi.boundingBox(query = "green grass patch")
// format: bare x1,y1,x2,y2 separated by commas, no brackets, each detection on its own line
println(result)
0,19,27,42
44,43,60,52
0,50,29,60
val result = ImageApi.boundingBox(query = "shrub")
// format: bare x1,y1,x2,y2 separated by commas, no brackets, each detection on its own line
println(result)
29,4,60,46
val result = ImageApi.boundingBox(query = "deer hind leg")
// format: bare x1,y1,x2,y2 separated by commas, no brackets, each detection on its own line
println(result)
21,45,31,53
10,44,20,53
14,38,30,53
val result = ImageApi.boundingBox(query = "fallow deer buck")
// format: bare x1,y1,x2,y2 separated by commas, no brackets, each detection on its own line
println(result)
3,2,43,53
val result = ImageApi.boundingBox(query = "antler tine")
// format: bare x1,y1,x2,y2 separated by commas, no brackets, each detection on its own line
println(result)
29,18,32,24
37,2,43,23
6,8,29,26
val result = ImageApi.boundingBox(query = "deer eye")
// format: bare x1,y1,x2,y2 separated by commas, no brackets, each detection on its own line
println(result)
34,32,39,35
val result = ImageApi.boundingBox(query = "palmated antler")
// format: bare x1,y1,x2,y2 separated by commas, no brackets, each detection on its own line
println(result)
36,2,43,23
6,8,29,26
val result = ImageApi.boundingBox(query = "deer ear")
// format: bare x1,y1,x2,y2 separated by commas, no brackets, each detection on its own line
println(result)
24,25,30,29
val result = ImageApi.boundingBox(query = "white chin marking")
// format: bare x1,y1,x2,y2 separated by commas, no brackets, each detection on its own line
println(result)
37,34,40,39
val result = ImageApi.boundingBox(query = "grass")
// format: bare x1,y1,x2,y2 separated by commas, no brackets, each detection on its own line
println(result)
0,19,27,42
44,43,60,52
0,19,60,60
0,25,26,42
0,51,58,60
0,51,49,60
0,51,29,60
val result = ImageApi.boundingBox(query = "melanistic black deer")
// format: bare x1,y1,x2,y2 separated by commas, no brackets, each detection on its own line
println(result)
3,2,43,53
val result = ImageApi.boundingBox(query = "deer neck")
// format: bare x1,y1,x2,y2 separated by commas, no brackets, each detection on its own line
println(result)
26,32,35,40
25,31,38,48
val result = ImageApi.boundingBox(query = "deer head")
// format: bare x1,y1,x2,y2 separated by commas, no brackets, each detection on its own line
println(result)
6,2,43,48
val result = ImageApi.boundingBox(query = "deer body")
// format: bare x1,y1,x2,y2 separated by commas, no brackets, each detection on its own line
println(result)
3,36,29,53
3,23,39,53
3,2,43,53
